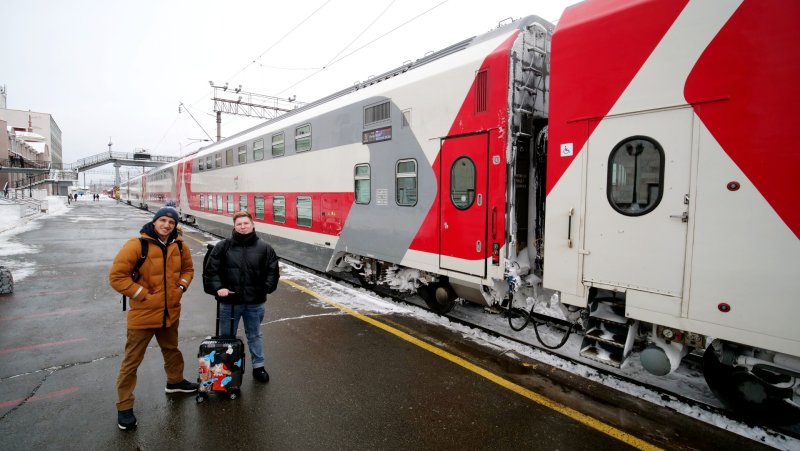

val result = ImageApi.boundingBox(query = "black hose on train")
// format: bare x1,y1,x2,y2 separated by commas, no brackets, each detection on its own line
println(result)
507,305,577,350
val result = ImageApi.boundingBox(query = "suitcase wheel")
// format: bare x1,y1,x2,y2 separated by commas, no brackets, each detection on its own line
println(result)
229,389,239,400
196,393,207,403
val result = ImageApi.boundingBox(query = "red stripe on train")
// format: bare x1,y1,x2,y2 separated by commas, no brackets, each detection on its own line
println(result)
185,191,354,236
546,0,689,195
409,32,519,257
685,0,800,239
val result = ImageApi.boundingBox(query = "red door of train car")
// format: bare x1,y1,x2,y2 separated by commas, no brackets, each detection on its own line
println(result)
439,132,489,277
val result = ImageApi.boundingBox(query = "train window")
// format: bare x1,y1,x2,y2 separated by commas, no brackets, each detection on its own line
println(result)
295,125,311,152
208,193,213,211
239,195,247,212
198,159,203,171
396,159,418,206
205,156,212,170
450,156,476,210
354,164,370,204
216,194,223,214
296,196,312,228
253,139,264,161
226,148,233,166
255,195,265,220
273,196,286,223
364,101,390,126
238,145,246,164
272,133,285,157
199,194,205,209
227,195,234,214
215,153,222,168
607,136,665,216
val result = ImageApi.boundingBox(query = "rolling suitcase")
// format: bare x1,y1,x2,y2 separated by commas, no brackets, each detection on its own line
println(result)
196,302,245,402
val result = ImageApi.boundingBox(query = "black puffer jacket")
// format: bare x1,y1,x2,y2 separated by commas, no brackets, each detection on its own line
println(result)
204,231,280,304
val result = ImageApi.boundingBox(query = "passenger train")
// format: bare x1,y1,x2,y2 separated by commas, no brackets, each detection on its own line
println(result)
122,0,799,419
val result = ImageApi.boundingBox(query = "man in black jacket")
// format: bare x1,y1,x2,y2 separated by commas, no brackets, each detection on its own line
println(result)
203,211,280,383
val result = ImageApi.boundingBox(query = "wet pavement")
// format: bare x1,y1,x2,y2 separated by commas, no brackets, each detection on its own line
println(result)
0,200,773,450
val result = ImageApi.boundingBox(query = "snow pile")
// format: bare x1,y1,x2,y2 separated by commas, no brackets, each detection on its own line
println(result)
281,263,409,315
0,196,71,233
0,196,71,281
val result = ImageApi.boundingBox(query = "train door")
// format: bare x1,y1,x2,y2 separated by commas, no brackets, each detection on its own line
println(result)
440,133,488,277
582,108,692,297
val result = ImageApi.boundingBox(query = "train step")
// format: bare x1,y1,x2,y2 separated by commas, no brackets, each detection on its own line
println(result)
579,297,637,368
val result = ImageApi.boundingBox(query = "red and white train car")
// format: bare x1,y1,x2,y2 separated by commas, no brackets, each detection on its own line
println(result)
125,0,799,416
544,0,799,416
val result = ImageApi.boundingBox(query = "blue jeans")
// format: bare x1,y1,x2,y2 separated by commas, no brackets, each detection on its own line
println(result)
219,303,266,369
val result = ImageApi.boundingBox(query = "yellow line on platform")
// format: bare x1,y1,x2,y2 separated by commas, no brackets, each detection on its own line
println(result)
281,278,661,451
182,230,209,247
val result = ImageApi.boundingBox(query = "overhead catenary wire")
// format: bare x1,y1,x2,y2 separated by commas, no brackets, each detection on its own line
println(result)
150,114,181,154
276,0,449,96
178,1,447,149
321,0,397,68
186,0,333,109
179,101,215,142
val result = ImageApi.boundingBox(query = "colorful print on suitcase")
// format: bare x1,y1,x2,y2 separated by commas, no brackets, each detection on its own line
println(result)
197,337,245,401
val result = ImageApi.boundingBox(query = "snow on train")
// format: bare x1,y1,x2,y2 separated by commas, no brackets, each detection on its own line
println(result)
122,0,799,418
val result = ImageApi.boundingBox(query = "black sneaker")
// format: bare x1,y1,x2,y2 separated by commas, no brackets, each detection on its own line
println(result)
253,367,269,383
165,379,199,393
117,409,137,430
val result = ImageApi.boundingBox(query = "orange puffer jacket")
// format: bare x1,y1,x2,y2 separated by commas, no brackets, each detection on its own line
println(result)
109,233,193,329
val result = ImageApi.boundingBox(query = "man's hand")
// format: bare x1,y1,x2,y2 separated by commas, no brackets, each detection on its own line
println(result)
217,288,234,297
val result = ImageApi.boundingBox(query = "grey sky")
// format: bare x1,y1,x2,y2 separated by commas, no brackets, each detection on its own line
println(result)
2,0,572,182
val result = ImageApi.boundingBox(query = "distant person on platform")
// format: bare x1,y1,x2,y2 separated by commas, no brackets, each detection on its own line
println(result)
109,205,196,431
203,210,280,384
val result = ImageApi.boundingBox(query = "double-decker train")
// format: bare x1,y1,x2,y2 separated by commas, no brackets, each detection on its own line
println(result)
122,0,799,419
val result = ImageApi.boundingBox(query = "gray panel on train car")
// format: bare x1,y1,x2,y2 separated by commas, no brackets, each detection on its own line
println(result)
334,98,434,265
237,95,430,265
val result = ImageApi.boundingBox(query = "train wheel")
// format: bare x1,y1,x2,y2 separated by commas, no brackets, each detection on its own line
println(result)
354,270,376,289
703,345,800,425
419,283,456,314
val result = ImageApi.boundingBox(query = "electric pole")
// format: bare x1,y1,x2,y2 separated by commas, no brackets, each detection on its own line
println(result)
208,82,303,142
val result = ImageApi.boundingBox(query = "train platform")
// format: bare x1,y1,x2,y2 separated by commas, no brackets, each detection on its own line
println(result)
0,200,784,449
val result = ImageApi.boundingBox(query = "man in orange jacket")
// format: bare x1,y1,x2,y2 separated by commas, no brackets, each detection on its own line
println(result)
109,206,196,430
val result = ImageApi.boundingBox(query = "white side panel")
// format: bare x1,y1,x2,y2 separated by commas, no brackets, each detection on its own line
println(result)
688,126,800,347
542,150,586,302
440,255,480,275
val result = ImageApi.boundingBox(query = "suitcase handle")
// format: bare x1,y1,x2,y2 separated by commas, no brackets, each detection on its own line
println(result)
215,300,235,337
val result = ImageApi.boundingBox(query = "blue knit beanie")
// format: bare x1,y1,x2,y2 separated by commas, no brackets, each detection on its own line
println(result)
153,206,180,224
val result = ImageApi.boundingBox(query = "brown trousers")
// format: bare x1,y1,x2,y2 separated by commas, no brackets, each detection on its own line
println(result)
116,320,185,411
